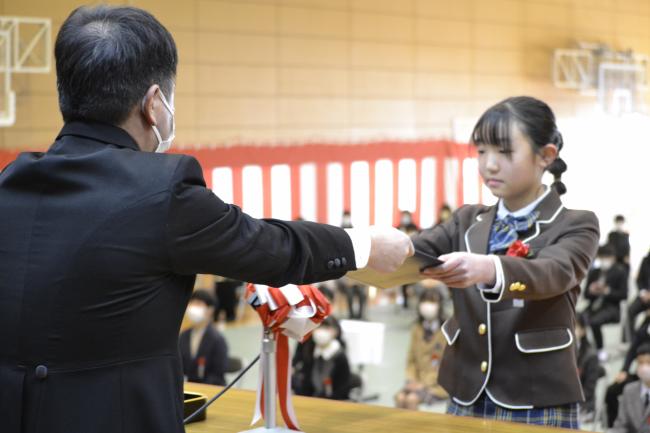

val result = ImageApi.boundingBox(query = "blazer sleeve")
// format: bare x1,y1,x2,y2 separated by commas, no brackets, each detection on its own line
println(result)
413,206,470,256
166,156,356,286
486,210,600,302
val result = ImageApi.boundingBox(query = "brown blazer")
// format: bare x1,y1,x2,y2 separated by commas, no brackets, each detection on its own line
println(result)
413,190,599,408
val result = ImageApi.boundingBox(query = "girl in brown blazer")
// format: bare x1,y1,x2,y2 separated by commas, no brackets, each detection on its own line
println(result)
413,96,600,428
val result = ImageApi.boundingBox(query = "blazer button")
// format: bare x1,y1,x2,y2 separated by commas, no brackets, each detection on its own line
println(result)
480,361,488,373
341,257,347,266
478,323,487,336
334,258,341,267
327,260,334,269
35,365,48,380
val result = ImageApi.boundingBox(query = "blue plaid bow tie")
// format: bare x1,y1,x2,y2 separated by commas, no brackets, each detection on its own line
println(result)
488,211,540,253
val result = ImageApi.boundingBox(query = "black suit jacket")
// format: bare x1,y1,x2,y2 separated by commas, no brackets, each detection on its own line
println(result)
0,121,356,433
179,325,228,386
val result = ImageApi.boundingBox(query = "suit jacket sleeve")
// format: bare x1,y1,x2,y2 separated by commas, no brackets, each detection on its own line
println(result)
494,210,600,302
166,156,356,285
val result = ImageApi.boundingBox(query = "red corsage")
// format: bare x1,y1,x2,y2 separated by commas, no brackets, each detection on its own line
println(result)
506,240,531,258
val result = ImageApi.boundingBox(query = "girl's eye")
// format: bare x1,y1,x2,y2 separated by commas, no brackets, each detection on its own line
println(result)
477,149,485,155
499,150,512,155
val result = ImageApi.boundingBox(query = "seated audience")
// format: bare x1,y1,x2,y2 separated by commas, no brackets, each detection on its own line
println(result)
607,214,631,269
605,317,650,427
583,244,629,361
610,343,650,433
292,316,351,400
179,290,229,385
395,287,448,410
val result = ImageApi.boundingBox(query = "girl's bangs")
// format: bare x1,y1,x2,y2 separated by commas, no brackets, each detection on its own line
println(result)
470,109,513,152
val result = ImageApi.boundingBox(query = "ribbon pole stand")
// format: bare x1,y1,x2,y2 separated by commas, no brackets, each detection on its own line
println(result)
239,330,303,433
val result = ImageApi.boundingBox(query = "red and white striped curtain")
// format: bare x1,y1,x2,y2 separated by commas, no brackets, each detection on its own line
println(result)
181,140,483,229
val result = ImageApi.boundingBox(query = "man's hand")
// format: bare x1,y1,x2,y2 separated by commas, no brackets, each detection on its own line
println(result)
366,226,414,273
420,252,496,288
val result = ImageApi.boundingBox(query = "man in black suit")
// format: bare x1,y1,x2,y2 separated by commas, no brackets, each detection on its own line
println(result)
0,6,412,433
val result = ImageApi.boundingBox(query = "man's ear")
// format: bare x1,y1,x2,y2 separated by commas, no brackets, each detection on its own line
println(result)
539,143,558,169
141,84,160,126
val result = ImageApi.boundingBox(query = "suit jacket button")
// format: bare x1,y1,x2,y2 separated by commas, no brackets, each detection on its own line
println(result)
327,260,334,269
334,258,341,267
341,257,347,266
480,361,488,373
35,365,48,380
478,324,487,336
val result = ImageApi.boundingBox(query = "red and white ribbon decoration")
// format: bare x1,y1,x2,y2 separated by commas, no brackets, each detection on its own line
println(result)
246,283,331,431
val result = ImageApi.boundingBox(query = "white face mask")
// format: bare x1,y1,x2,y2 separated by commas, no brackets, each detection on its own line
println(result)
638,364,650,383
312,328,334,347
186,305,207,325
419,302,439,321
152,90,175,153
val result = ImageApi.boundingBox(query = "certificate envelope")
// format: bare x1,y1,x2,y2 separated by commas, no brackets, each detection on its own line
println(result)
346,250,443,289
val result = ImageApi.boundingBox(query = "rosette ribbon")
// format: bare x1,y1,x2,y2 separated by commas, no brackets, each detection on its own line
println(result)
245,283,331,431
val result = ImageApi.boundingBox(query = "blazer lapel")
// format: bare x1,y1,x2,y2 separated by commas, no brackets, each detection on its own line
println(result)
464,206,496,254
522,190,564,244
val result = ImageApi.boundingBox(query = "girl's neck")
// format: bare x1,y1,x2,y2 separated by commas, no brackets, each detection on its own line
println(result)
503,184,545,213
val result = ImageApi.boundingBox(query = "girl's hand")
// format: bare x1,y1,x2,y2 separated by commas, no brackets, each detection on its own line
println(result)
420,252,496,289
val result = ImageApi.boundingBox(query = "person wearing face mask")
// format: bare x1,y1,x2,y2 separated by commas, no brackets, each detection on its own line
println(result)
610,343,650,433
395,288,448,410
178,290,228,385
583,244,629,361
0,6,415,433
292,317,351,400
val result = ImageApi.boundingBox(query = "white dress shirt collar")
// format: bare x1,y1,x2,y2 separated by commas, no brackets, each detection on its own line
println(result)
497,186,550,220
